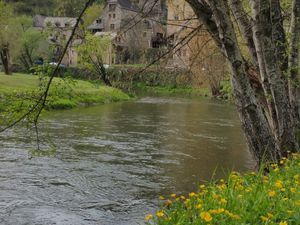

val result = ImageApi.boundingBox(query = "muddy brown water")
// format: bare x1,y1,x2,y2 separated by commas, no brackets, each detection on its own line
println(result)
0,97,254,225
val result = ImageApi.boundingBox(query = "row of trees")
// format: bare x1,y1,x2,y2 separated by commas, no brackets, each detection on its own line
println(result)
3,0,104,16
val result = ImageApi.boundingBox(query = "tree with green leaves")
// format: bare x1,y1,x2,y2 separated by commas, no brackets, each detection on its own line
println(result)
12,16,50,71
77,33,113,86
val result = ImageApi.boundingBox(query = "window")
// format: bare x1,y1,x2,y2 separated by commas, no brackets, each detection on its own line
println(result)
143,32,147,37
96,19,102,24
55,21,61,27
113,14,116,19
109,4,116,12
110,24,115,30
109,14,111,19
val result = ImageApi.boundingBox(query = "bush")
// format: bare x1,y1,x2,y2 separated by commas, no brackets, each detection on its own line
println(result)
146,154,300,225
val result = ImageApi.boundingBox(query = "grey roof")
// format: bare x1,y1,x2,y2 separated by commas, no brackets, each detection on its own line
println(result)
118,0,133,10
88,23,104,30
33,15,77,28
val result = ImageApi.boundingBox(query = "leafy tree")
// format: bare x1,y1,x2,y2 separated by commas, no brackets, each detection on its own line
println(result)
4,0,55,15
186,0,300,165
77,33,113,86
12,16,50,71
54,0,88,17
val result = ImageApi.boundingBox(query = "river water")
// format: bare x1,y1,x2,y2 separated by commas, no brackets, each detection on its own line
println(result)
0,97,254,225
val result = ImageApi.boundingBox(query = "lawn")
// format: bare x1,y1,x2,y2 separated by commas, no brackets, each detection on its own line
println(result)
0,72,130,110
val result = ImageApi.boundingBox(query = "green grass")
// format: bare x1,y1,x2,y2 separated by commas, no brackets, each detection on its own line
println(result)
0,73,130,111
134,83,211,97
146,154,300,225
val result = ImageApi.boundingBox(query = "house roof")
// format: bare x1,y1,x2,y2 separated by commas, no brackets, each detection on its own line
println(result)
33,15,77,28
118,0,134,10
88,22,104,30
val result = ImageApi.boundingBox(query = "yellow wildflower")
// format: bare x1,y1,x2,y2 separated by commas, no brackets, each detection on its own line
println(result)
159,196,165,200
164,199,172,206
200,184,206,189
279,221,288,225
145,214,153,222
290,188,296,193
189,192,196,197
260,216,269,221
220,198,227,204
196,203,203,209
200,212,213,222
275,180,283,189
156,211,164,218
296,200,300,206
171,193,176,198
268,190,276,197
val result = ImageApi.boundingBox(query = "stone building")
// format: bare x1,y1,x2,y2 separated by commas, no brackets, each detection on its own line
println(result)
33,15,82,66
166,0,198,68
166,0,226,89
88,0,167,64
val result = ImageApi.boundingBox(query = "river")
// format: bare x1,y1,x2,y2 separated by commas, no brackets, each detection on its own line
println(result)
0,97,254,225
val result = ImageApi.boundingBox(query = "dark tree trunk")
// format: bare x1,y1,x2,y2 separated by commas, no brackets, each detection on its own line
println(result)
289,0,300,125
0,45,11,75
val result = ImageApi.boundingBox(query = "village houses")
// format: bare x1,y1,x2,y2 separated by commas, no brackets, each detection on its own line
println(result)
33,14,82,66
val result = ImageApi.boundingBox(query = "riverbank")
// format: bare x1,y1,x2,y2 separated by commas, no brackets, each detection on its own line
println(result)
147,154,300,225
133,83,211,97
0,73,130,111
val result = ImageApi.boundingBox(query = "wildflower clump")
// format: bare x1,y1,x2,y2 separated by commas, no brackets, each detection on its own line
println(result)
146,154,300,225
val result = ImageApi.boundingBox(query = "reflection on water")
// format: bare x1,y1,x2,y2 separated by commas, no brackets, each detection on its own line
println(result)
0,97,254,225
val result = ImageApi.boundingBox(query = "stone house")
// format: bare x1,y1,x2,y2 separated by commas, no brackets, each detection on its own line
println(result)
33,15,82,66
166,0,226,88
87,0,167,64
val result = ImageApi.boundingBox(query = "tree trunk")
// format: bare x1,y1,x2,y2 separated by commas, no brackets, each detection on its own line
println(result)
289,0,300,125
229,0,279,135
187,0,281,164
0,45,11,75
250,0,298,153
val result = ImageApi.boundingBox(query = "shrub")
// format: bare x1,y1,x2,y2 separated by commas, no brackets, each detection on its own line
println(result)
146,154,300,225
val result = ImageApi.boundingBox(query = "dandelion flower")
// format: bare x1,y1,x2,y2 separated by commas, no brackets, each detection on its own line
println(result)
200,212,213,222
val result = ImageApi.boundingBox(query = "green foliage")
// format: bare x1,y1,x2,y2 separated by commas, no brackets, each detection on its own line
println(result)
134,83,210,97
147,154,300,225
220,75,234,101
0,72,130,126
77,33,114,68
4,0,55,15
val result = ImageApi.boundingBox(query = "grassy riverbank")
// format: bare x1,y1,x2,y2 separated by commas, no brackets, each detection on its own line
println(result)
146,154,300,225
0,73,130,110
134,83,211,97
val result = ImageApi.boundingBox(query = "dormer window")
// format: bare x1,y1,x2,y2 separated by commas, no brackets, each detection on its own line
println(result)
109,4,116,12
96,19,102,24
